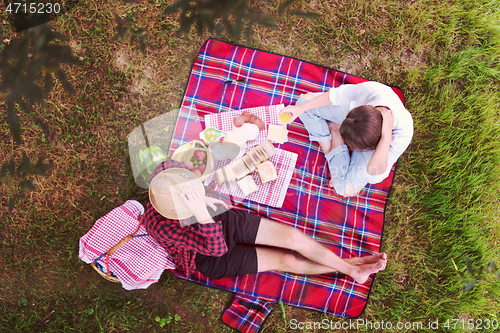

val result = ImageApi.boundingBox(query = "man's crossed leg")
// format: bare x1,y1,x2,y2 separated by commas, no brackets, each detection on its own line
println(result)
255,218,386,284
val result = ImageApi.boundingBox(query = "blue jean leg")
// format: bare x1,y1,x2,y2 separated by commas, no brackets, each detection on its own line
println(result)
296,93,350,142
296,93,353,192
326,148,375,196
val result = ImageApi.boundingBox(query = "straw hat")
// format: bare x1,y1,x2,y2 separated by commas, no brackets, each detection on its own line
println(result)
149,168,205,220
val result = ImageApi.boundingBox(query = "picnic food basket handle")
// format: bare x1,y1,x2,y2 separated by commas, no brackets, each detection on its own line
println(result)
91,214,147,282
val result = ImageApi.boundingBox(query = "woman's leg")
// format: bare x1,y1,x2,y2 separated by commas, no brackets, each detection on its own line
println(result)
254,218,387,284
296,93,352,187
296,93,350,154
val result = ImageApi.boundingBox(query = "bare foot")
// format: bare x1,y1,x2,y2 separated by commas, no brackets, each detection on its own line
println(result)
300,92,315,101
345,253,387,266
351,258,387,284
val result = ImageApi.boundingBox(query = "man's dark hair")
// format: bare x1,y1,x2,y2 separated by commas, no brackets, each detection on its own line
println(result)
339,105,383,151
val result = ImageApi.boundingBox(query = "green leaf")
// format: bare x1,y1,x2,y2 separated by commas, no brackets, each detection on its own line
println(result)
466,256,474,275
8,157,15,175
18,298,28,307
34,156,53,176
278,299,286,322
20,179,35,191
462,279,476,295
8,197,14,213
17,152,34,176
6,101,22,143
161,1,186,16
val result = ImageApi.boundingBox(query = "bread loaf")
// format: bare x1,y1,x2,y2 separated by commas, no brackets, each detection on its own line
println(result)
231,159,251,180
214,141,276,186
215,166,237,186
256,161,277,184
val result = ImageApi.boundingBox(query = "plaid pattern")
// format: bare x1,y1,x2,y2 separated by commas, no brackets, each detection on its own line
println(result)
204,104,286,146
79,200,176,290
143,160,227,278
169,39,403,320
222,294,273,333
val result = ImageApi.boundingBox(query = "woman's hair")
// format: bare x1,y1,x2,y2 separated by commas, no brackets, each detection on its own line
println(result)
340,105,383,151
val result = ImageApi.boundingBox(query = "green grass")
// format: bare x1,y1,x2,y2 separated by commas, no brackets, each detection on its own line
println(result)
1,0,500,332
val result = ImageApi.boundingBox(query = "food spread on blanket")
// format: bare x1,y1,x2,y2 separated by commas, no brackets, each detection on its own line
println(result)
215,141,276,196
202,105,296,205
221,121,262,159
233,123,259,142
237,175,259,196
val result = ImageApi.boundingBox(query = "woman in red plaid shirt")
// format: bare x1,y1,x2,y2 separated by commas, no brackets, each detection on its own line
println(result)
144,160,387,284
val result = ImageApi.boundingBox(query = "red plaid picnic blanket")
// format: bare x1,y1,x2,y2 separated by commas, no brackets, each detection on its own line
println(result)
168,39,403,327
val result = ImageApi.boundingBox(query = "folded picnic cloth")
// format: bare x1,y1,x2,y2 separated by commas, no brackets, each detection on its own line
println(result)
214,147,297,208
222,294,273,333
204,104,286,147
79,200,176,290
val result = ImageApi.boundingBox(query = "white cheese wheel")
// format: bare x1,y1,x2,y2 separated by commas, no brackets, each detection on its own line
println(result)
234,123,260,142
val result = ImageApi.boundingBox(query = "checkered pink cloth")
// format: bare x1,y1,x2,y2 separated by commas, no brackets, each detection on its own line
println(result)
214,149,297,208
204,104,287,147
79,200,176,290
204,105,298,208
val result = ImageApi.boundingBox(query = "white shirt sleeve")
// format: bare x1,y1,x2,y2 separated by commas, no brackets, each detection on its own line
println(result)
328,83,373,106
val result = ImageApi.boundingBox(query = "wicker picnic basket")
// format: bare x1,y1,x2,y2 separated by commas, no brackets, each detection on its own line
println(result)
90,215,147,283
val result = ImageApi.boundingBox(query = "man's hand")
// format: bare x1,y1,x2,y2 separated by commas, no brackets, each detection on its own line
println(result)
204,196,229,212
178,185,212,223
380,108,395,138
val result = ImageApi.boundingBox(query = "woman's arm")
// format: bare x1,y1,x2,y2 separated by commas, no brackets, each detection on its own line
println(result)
279,92,332,122
367,108,394,175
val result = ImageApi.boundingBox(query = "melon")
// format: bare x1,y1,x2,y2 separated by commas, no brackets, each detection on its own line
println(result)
136,146,168,185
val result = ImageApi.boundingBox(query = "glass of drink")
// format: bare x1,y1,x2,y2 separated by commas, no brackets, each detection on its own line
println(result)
279,111,292,124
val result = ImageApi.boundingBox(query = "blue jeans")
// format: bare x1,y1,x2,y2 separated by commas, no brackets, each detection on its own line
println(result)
297,93,375,196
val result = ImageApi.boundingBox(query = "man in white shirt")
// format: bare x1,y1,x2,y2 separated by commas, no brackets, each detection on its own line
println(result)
279,81,413,196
